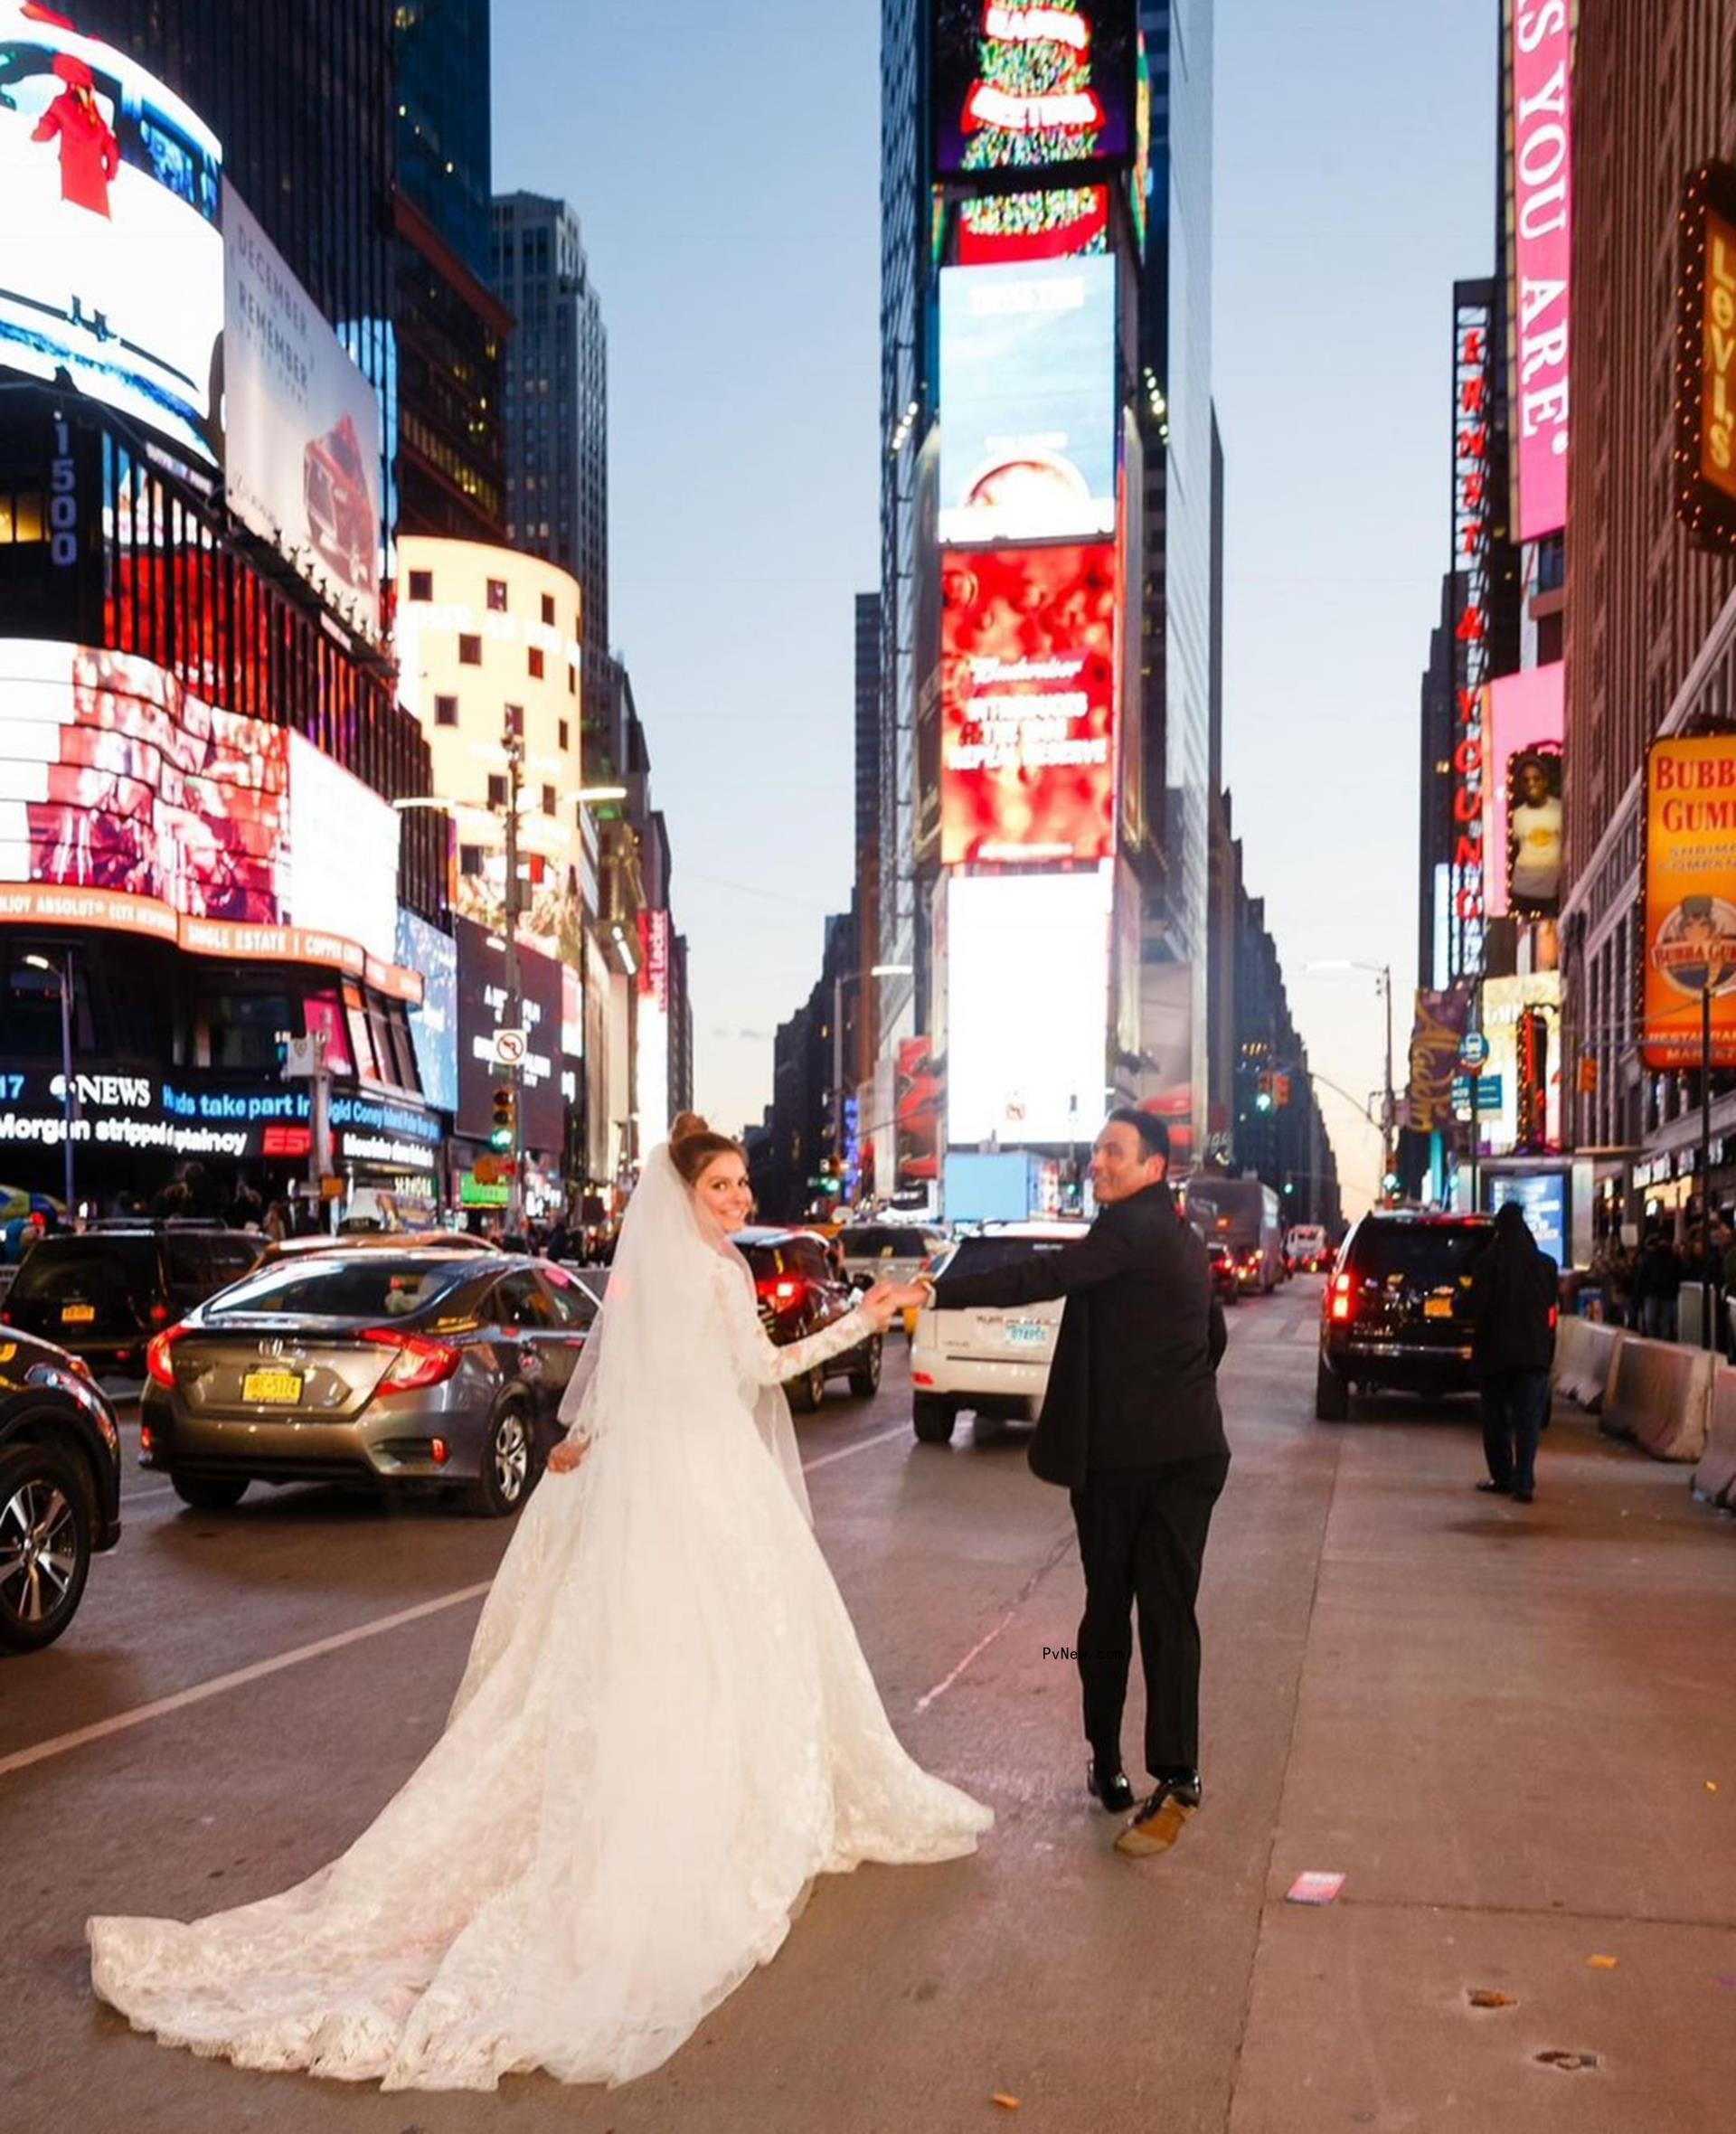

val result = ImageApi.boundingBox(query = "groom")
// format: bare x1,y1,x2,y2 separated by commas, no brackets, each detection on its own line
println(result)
908,1111,1229,1856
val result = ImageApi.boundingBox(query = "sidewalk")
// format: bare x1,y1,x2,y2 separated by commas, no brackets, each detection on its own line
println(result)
1228,1385,1736,2132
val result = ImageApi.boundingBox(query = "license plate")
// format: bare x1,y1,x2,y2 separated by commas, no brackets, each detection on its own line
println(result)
241,1368,304,1405
1005,1322,1050,1348
60,1303,96,1325
1423,1297,1455,1320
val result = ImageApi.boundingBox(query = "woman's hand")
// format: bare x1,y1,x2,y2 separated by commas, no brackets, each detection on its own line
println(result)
547,1435,590,1475
859,1279,928,1333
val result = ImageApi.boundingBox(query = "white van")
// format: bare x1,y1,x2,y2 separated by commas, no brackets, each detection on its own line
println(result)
1285,1224,1332,1274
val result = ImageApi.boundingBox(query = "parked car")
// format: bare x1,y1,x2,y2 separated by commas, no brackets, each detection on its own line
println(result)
834,1222,949,1291
908,1222,1091,1444
731,1227,882,1412
1285,1223,1333,1275
138,1251,599,1516
1316,1211,1494,1420
0,1326,123,1652
1205,1240,1241,1307
1,1223,260,1377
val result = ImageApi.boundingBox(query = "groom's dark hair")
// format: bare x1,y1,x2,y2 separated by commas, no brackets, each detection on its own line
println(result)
1107,1108,1170,1166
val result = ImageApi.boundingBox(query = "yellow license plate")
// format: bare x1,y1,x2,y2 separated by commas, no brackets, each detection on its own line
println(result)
242,1368,304,1405
61,1303,96,1325
1423,1297,1455,1320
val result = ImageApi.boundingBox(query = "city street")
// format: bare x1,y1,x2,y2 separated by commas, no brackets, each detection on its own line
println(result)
4,1283,1735,2131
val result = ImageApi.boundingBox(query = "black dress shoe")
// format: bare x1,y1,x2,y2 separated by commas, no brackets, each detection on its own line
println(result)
1087,1761,1135,1814
1512,1487,1534,1504
1475,1479,1512,1495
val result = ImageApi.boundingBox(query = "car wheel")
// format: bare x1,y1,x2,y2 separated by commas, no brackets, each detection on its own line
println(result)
0,1441,94,1653
1315,1360,1350,1422
170,1471,250,1511
847,1336,882,1399
913,1394,957,1444
788,1364,826,1414
467,1403,534,1517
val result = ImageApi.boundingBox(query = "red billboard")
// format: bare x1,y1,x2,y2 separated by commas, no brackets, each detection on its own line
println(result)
939,542,1116,865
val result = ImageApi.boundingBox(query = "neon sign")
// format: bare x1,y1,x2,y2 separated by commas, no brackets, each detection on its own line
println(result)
1451,298,1494,980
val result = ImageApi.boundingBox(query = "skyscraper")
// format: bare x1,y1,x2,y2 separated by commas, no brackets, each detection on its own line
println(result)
491,194,610,748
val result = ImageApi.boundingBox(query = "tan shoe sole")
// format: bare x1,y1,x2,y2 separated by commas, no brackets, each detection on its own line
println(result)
1115,1795,1194,1857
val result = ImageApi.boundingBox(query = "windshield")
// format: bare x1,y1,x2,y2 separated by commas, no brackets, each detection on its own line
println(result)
838,1227,938,1259
8,1237,156,1304
1350,1223,1491,1286
200,1257,478,1322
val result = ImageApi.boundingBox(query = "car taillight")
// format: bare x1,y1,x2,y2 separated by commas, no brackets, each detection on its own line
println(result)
755,1278,807,1314
1328,1273,1354,1324
145,1326,186,1389
147,1301,172,1326
359,1328,463,1394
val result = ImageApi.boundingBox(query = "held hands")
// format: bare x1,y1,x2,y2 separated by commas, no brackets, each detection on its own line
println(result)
858,1278,932,1333
547,1435,591,1475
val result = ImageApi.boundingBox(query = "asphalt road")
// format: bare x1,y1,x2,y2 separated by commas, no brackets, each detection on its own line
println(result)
5,1282,1736,2131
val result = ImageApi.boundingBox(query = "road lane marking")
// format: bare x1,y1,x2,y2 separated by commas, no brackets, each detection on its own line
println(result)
914,1528,1077,1714
2,1415,916,1780
118,1483,176,1506
0,1582,494,1781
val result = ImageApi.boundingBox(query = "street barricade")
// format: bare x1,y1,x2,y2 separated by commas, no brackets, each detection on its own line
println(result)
1693,1366,1736,1509
1551,1317,1623,1412
1599,1336,1713,1464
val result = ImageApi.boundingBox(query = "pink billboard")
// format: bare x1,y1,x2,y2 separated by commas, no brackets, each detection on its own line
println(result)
1507,1,1572,542
1483,663,1564,920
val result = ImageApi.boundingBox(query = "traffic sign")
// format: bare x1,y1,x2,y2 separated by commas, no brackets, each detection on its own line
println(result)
1451,1073,1504,1111
1458,1030,1491,1071
491,1028,528,1069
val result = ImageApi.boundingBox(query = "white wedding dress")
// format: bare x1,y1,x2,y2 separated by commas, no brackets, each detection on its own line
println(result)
88,1150,991,2091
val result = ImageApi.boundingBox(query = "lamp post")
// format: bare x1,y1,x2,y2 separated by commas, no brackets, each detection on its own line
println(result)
24,952,74,1218
1307,959,1395,1199
831,964,912,1198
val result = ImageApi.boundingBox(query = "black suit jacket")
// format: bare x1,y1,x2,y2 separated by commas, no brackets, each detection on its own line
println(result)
929,1183,1229,1490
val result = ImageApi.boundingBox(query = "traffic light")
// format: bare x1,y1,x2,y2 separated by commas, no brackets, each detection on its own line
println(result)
1274,1072,1292,1108
1254,1071,1274,1113
489,1082,517,1152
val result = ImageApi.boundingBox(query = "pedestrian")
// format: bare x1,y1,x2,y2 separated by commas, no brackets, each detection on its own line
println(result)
1467,1201,1558,1506
917,1109,1230,1857
87,1114,988,2088
1637,1227,1682,1341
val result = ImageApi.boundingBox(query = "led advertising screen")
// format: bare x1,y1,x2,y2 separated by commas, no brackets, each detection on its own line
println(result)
939,257,1117,545
0,1,222,464
223,184,382,637
945,869,1109,1146
397,909,458,1117
0,638,420,996
454,916,564,1152
940,541,1116,865
1505,0,1571,541
1483,663,1564,919
637,908,671,1144
958,184,1109,265
1642,734,1736,1070
1487,1170,1567,1270
935,0,1137,178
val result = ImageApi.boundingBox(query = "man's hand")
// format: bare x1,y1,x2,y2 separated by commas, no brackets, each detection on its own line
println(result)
547,1435,590,1475
858,1279,929,1331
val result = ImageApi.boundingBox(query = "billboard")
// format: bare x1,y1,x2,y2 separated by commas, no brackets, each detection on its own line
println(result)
1450,293,1495,979
1505,0,1571,542
1407,985,1472,1136
1483,664,1564,919
222,184,382,636
1643,736,1736,1068
0,2,222,464
939,256,1117,544
1675,162,1736,551
1486,1169,1566,1269
945,869,1109,1146
957,184,1109,266
454,916,564,1151
939,542,1116,865
397,909,458,1116
637,908,671,1145
0,639,420,996
935,0,1137,177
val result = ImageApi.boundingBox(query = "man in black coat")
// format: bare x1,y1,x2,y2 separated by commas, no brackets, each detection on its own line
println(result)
913,1110,1229,1857
1467,1200,1558,1505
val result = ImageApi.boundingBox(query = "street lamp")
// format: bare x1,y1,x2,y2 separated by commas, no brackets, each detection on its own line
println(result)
1307,959,1395,1199
24,952,74,1218
831,964,913,1194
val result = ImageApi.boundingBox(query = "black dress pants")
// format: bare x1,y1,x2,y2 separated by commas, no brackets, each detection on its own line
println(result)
1070,1454,1230,1780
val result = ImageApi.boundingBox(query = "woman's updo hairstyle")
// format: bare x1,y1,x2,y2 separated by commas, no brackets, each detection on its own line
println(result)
668,1111,744,1186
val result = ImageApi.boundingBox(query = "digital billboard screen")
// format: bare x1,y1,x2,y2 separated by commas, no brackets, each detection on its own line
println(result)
939,256,1117,544
1505,0,1571,541
958,184,1109,265
945,869,1109,1147
397,910,458,1117
223,184,382,637
454,916,565,1153
286,732,400,969
0,2,222,464
1483,664,1564,919
935,0,1137,178
940,541,1117,865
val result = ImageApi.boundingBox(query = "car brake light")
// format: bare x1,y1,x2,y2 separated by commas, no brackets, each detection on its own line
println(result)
1330,1295,1353,1321
359,1328,463,1394
145,1326,186,1389
148,1301,172,1326
139,1422,153,1456
912,1371,934,1387
755,1278,806,1312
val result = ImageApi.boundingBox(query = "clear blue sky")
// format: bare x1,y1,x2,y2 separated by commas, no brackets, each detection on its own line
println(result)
491,1,1495,1210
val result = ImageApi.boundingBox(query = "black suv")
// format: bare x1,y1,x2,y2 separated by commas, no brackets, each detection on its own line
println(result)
1,1224,260,1377
732,1228,882,1412
0,1327,123,1651
1316,1212,1494,1420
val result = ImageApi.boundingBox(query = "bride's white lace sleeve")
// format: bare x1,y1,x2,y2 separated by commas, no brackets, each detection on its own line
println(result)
718,1261,874,1388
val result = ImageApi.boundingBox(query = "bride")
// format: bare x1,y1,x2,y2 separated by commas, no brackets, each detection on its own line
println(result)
89,1116,991,2091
